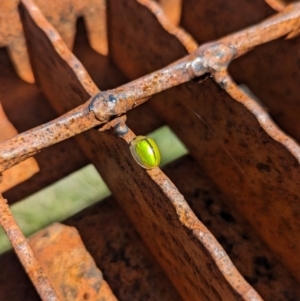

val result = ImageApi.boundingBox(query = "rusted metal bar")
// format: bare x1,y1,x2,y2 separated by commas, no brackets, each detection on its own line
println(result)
64,197,182,301
19,3,264,299
93,1,300,112
218,2,300,47
1,0,108,83
0,103,98,172
181,0,300,144
0,0,34,83
0,222,119,301
265,0,288,11
107,0,300,285
0,1,298,173
162,155,300,300
0,103,39,193
0,45,88,202
65,198,183,301
31,0,108,55
214,69,300,163
181,0,274,44
30,223,118,301
0,194,60,301
159,0,182,25
0,196,183,301
79,129,263,301
137,0,198,53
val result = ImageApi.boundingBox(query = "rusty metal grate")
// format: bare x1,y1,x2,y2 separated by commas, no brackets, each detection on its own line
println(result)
0,0,300,300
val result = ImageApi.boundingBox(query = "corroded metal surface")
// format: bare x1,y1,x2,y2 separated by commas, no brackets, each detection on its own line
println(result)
138,0,197,53
106,0,300,284
265,0,295,11
72,18,165,135
0,2,100,174
0,0,183,84
0,99,97,172
0,103,39,193
30,223,118,301
65,197,183,301
181,0,300,143
159,0,182,25
0,47,88,203
181,0,274,43
0,0,299,299
0,0,298,173
164,155,300,300
33,0,108,55
76,129,262,301
0,222,118,301
0,197,183,301
0,195,59,301
0,0,34,83
0,0,107,83
17,2,264,300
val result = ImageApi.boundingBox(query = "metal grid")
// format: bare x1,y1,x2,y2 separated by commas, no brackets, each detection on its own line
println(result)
0,0,299,300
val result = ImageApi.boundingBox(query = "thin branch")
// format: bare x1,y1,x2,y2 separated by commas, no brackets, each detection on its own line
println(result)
0,2,299,172
0,194,60,301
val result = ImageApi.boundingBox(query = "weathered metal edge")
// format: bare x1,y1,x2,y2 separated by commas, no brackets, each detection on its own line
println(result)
18,0,264,299
110,0,299,284
143,0,300,166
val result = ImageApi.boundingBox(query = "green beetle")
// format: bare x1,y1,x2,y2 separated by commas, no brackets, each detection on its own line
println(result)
130,136,161,169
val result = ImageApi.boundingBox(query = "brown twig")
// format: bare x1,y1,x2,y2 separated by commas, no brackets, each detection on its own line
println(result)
0,2,299,173
0,194,60,301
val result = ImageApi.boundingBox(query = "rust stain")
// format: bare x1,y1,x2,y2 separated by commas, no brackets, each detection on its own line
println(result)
29,223,118,301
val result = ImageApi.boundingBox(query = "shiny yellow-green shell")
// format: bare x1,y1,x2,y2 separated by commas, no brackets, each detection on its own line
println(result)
129,136,161,169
